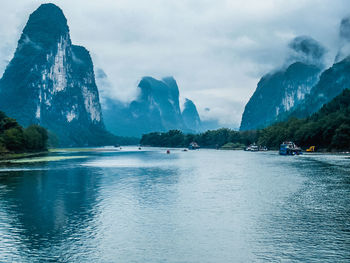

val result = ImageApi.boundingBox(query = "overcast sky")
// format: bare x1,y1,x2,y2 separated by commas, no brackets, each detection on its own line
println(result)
0,0,348,127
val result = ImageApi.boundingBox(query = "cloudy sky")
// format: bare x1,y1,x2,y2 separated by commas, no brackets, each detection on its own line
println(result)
0,0,348,127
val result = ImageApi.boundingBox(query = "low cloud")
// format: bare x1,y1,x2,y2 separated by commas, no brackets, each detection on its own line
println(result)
0,0,349,127
287,36,326,67
340,16,350,41
336,15,350,62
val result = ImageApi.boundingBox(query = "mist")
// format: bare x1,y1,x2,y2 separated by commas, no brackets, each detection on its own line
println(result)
0,0,349,127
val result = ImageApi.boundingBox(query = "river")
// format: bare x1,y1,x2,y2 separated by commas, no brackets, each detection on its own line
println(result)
0,147,349,262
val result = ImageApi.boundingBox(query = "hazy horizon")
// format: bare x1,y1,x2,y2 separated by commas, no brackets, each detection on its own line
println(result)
0,0,349,128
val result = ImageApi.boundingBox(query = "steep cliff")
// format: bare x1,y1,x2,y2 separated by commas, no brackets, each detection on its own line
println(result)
0,4,110,146
240,36,324,130
240,62,321,130
182,98,201,132
287,56,350,119
103,76,201,137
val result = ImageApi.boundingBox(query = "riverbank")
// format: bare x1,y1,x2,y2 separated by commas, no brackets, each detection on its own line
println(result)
49,147,125,153
0,151,49,162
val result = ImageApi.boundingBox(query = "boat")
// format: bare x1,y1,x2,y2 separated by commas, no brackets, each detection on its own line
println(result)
306,146,316,152
259,146,268,151
188,142,200,150
245,144,259,151
279,141,302,155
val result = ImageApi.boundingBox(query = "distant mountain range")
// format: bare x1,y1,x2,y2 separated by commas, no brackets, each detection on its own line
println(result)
103,76,202,137
0,4,203,145
2,3,347,145
240,18,350,130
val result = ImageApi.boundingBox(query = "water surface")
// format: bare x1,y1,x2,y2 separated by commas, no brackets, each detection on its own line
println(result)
0,148,349,262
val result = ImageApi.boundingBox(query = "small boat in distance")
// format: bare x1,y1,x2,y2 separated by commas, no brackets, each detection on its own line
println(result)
306,146,316,152
188,142,200,150
279,141,302,155
245,144,259,151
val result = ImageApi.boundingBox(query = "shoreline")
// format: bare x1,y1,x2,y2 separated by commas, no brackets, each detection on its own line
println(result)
0,151,49,162
141,145,350,154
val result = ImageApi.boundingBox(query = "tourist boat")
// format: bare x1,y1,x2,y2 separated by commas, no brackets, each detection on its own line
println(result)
279,141,302,155
245,144,259,151
188,142,200,150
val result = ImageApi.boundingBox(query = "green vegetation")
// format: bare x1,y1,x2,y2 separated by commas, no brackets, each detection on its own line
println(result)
259,88,350,150
0,111,48,154
141,89,350,151
140,129,258,149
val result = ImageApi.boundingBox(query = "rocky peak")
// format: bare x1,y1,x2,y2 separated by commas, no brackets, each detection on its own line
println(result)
182,98,201,132
240,36,324,131
103,76,202,137
20,4,70,51
0,4,107,146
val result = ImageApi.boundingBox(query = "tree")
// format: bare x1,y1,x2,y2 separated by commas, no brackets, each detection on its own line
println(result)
24,125,48,150
331,123,350,150
4,127,25,152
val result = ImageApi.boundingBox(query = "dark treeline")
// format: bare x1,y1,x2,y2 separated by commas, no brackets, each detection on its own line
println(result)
0,111,48,153
140,129,258,148
141,89,350,151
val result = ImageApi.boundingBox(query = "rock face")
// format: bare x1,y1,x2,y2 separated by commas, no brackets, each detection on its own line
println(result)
103,76,201,137
282,19,350,120
0,4,109,146
240,62,321,130
288,56,350,118
131,76,185,132
240,36,325,130
182,98,201,132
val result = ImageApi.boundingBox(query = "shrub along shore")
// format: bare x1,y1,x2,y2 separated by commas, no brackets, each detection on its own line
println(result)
0,111,48,157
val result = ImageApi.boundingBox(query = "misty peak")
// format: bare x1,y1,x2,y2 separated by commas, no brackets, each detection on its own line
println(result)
335,16,350,62
32,3,67,20
162,76,176,84
184,98,195,107
138,76,180,98
340,16,350,42
288,36,326,66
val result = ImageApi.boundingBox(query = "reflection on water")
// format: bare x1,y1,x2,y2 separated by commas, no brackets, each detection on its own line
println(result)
0,162,102,262
0,148,349,262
